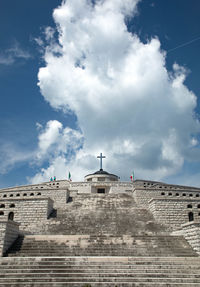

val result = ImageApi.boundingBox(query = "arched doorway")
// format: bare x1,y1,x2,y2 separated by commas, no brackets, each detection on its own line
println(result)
188,212,194,222
8,212,14,221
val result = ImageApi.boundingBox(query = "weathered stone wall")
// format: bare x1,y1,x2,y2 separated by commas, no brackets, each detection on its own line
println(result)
149,198,200,230
134,189,160,207
182,222,200,254
0,189,68,209
0,221,19,256
70,182,91,193
0,180,70,192
69,182,134,194
0,198,53,232
134,188,200,209
110,183,133,193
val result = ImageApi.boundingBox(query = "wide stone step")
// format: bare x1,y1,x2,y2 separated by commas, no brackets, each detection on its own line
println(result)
7,251,196,257
8,253,196,258
0,272,200,280
1,277,200,284
1,268,200,274
0,284,199,287
1,256,200,285
6,234,197,257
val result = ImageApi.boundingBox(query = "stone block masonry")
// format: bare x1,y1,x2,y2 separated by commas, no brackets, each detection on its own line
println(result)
149,197,200,230
134,188,200,209
0,188,68,209
0,221,19,256
69,181,133,194
182,222,200,254
0,197,53,232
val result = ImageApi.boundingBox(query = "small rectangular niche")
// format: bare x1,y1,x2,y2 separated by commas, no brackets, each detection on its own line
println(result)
97,188,105,194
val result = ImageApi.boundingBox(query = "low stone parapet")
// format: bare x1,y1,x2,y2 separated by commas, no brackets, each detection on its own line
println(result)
0,220,20,256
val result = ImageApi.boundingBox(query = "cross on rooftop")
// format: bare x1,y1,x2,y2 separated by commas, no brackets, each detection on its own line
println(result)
97,153,106,170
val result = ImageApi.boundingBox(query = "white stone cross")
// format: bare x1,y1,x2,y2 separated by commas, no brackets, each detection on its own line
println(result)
97,153,106,170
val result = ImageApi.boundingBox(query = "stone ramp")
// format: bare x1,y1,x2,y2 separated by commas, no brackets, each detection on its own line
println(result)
1,256,200,286
6,234,197,257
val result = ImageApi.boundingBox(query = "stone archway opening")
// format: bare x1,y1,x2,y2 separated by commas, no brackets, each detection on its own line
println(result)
8,212,14,221
188,212,194,222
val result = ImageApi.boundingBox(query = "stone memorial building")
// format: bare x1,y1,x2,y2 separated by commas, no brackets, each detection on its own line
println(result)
0,153,200,286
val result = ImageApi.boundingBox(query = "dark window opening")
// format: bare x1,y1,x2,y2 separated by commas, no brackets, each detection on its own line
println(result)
30,193,34,196
67,196,73,203
189,194,193,197
37,192,41,195
196,194,200,197
182,193,186,196
9,194,13,197
168,193,172,196
23,193,27,196
187,204,192,208
9,204,15,208
3,195,7,198
161,192,165,195
0,211,4,216
0,204,5,208
16,194,20,197
197,204,200,208
188,212,194,222
176,193,179,196
8,212,14,221
97,188,105,194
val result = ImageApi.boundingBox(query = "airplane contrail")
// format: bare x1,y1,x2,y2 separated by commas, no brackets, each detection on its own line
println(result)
167,36,200,53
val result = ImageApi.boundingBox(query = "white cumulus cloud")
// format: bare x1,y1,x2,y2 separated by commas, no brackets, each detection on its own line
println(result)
33,0,200,183
36,120,83,162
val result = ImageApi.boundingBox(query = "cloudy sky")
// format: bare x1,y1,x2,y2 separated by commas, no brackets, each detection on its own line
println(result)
1,0,200,188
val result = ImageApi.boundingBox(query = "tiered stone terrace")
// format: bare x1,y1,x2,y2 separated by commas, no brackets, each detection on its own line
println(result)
1,176,200,286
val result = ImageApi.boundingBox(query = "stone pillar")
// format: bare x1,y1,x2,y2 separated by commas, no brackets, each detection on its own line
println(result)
0,221,20,256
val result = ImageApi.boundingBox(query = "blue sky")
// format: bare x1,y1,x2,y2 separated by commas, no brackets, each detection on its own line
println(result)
1,0,200,188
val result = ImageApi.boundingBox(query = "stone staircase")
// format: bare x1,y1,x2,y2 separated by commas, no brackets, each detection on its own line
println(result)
2,192,200,286
1,257,200,286
5,234,197,257
39,193,168,235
